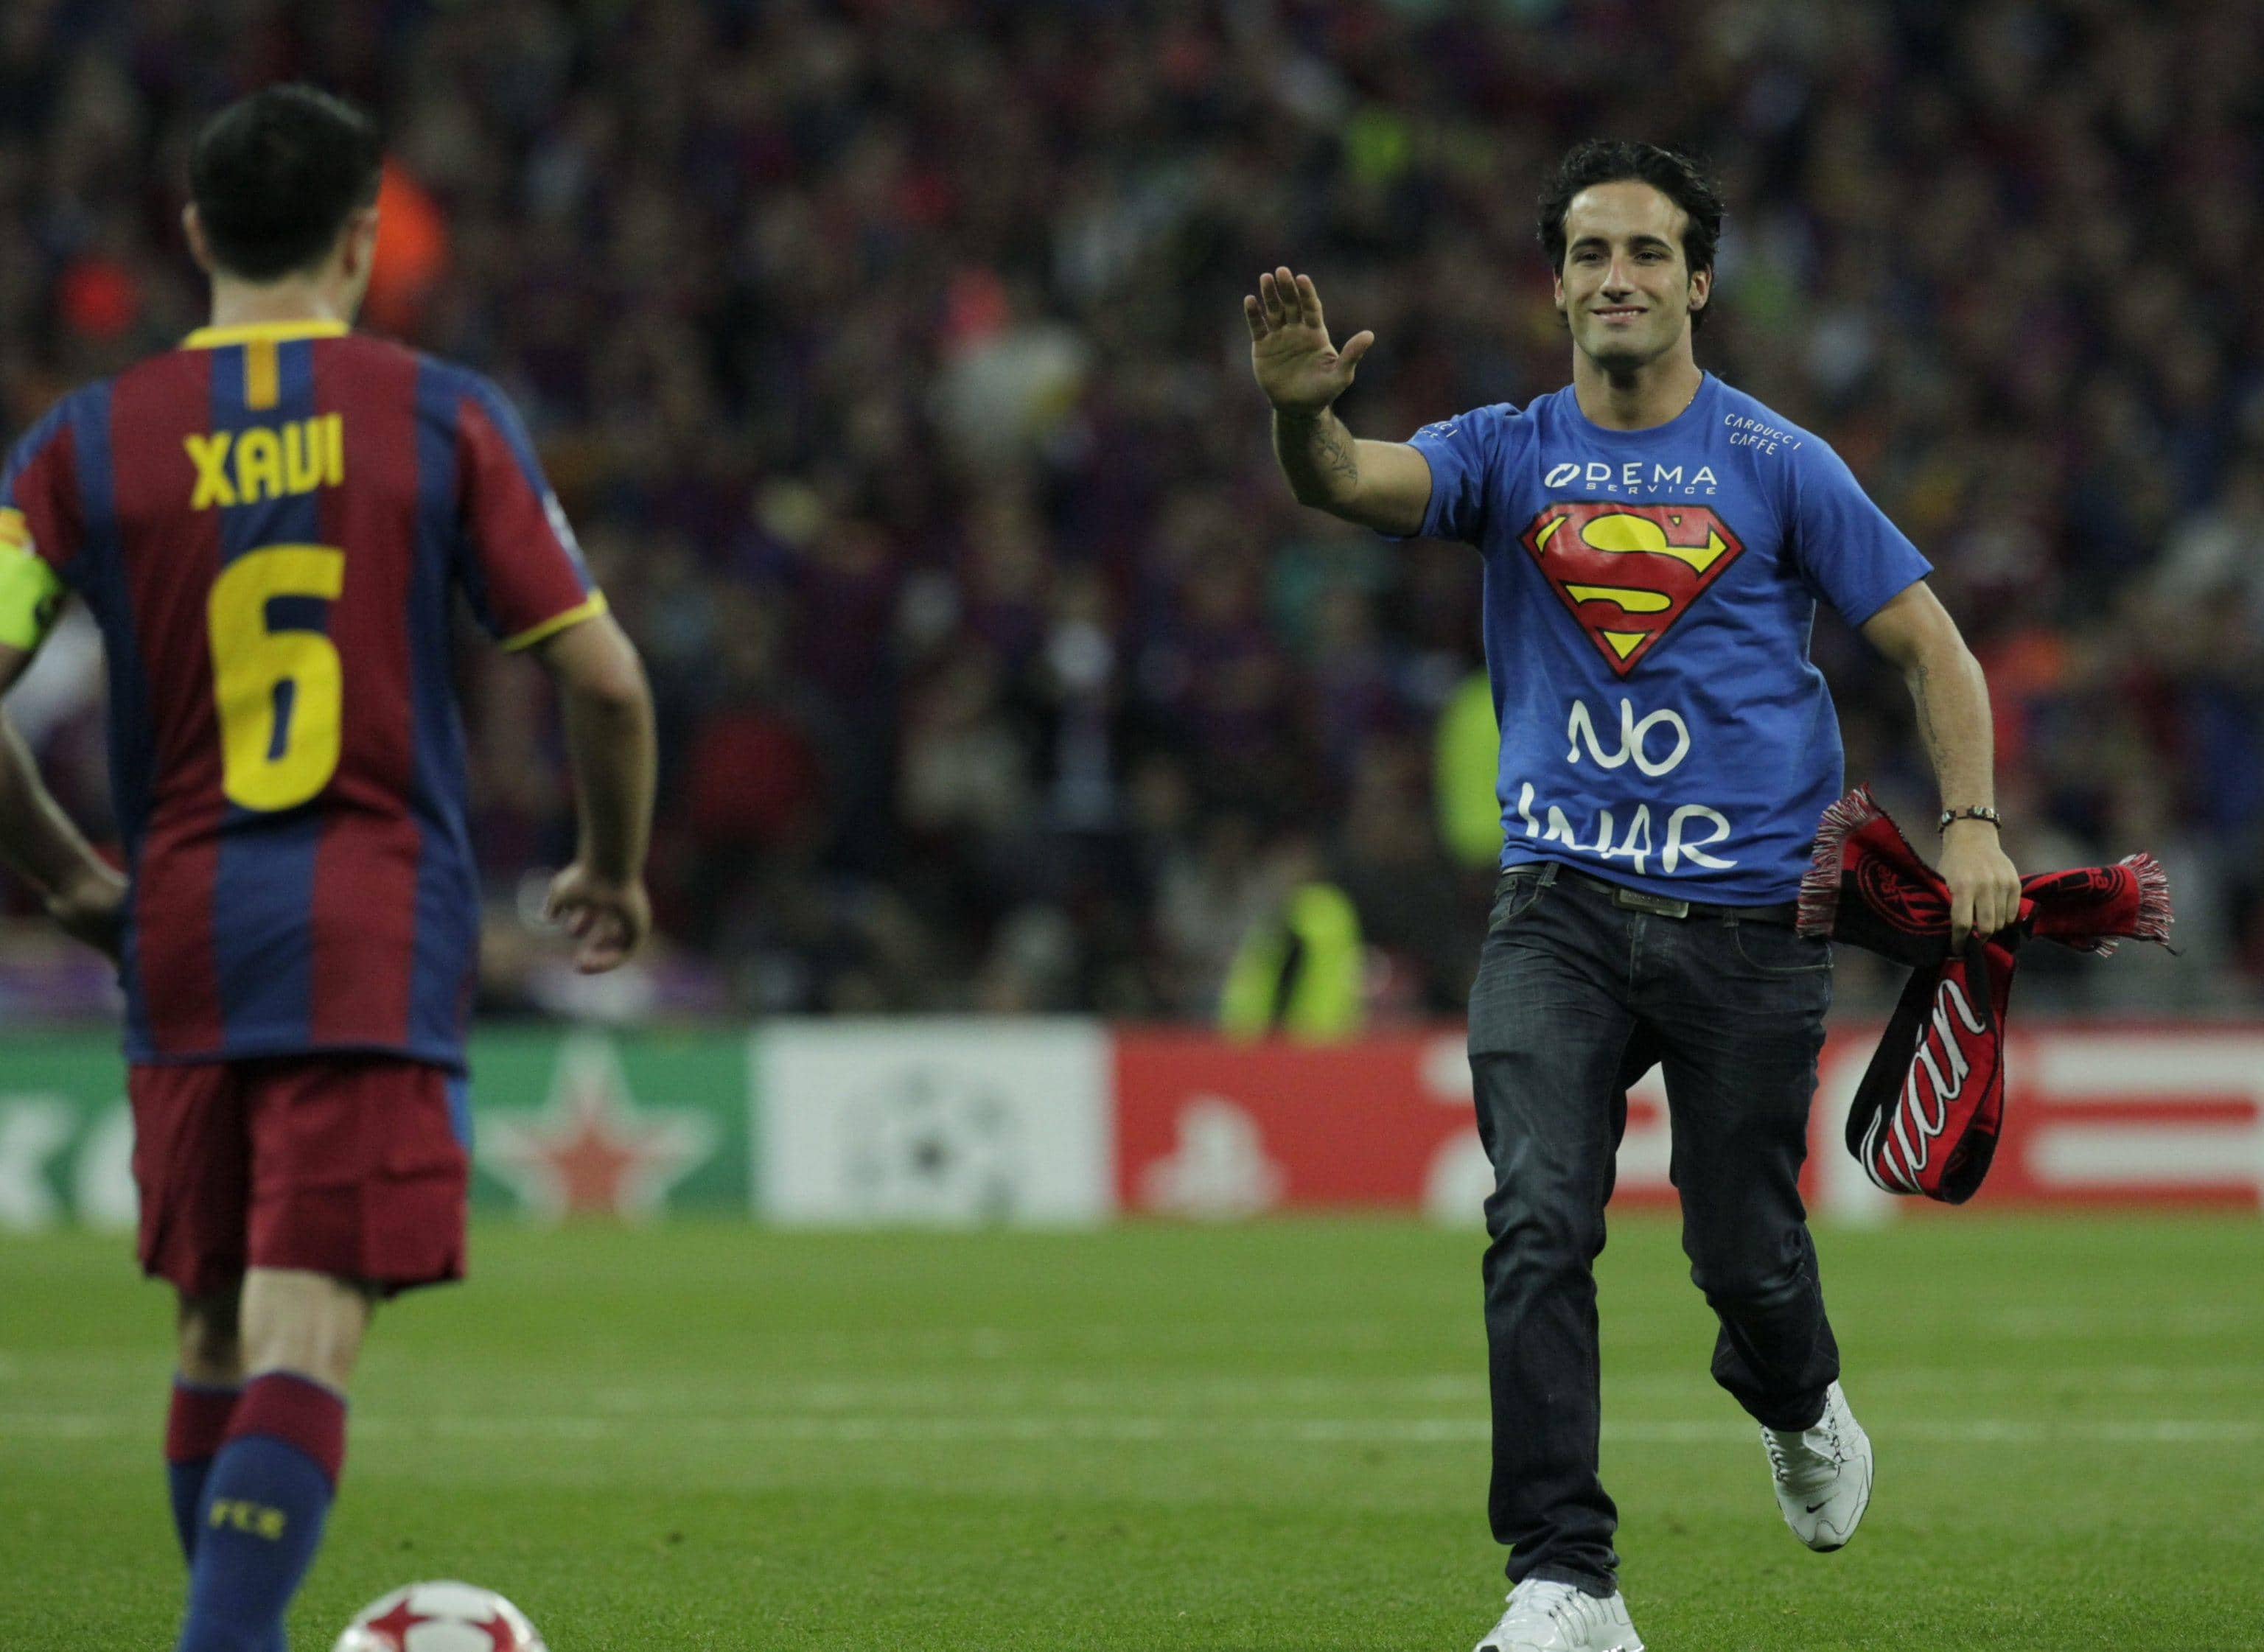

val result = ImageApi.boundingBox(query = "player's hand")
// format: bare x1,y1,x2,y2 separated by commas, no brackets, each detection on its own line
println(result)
1940,823,2021,951
46,859,125,962
1244,267,1374,416
543,861,651,973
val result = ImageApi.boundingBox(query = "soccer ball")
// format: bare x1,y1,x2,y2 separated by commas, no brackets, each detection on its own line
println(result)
333,1581,548,1651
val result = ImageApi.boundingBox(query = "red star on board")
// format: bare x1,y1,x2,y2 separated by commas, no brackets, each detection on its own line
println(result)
360,1600,432,1649
479,1035,716,1220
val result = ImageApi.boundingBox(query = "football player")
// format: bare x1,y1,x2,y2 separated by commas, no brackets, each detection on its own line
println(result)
0,85,655,1651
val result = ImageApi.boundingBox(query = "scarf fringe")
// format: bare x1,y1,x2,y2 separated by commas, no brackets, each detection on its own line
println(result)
2024,853,2175,956
2120,852,2173,945
1797,785,1883,937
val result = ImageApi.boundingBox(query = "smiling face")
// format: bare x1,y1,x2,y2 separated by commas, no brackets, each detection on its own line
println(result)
1554,180,1711,374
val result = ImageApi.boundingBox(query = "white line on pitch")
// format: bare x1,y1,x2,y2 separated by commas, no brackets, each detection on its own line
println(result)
4,1415,2260,1446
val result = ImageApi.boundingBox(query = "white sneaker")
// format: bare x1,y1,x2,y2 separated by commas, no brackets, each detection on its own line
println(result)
1763,1378,1874,1551
1473,1579,1645,1652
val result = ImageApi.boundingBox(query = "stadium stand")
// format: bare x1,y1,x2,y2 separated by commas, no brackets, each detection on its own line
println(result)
0,0,2257,1018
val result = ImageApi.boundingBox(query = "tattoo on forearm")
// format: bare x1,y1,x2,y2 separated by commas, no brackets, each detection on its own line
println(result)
1274,409,1359,503
1912,662,1950,783
1912,656,1992,809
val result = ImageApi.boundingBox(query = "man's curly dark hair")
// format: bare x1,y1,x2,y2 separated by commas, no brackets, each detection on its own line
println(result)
1537,141,1725,331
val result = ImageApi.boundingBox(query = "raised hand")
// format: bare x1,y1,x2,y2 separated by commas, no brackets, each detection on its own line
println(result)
1244,267,1374,416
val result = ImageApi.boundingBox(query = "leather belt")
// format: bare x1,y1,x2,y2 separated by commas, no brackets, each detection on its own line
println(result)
1500,861,1800,927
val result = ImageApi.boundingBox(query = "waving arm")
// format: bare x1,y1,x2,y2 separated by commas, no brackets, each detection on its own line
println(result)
1245,267,1432,536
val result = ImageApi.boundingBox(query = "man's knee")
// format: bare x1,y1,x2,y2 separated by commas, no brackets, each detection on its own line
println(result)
1686,1244,1811,1317
239,1268,377,1390
1485,1184,1609,1289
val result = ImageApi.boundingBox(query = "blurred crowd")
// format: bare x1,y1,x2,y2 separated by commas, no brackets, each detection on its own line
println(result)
2,0,2259,1022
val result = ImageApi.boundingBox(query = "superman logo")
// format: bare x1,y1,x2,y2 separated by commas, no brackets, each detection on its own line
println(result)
1519,503,1744,676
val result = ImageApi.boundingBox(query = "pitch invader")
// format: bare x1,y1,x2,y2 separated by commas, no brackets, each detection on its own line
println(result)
0,86,657,1649
1246,142,2023,1651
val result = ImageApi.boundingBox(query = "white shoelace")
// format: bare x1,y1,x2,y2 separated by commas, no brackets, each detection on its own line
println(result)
1768,1406,1849,1488
1501,1583,1593,1634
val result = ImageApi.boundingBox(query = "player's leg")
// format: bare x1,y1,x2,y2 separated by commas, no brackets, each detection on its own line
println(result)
127,1063,255,1569
177,1269,370,1652
1467,866,1646,1599
1643,914,1837,1429
167,1288,245,1564
177,1290,245,1385
173,1056,469,1652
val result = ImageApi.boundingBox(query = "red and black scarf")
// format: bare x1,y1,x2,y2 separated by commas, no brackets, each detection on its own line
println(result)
1795,786,2172,1204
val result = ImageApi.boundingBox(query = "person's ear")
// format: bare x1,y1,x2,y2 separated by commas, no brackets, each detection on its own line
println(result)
340,204,380,282
183,205,214,275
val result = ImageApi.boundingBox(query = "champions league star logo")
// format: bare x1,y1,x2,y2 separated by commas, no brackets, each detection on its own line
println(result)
1520,502,1745,676
479,1036,716,1221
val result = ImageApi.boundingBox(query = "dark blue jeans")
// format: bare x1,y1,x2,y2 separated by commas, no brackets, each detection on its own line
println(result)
1468,861,1840,1595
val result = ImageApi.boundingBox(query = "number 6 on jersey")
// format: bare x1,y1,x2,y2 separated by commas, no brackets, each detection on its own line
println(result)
208,542,346,811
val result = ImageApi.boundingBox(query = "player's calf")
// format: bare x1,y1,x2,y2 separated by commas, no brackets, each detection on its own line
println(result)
174,1270,369,1652
176,1371,346,1652
166,1289,245,1564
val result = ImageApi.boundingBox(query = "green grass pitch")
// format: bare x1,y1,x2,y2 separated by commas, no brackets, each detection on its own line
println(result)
5,1214,2262,1650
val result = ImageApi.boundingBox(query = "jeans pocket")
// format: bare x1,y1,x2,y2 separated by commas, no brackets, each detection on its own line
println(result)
1730,920,1832,975
1488,872,1547,935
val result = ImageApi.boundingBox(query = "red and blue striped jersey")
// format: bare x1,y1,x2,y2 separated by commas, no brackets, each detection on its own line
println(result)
0,320,604,1069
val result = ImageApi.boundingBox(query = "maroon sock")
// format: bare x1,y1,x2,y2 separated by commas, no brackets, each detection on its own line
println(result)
224,1371,348,1487
166,1379,241,1563
183,1372,348,1648
168,1380,240,1463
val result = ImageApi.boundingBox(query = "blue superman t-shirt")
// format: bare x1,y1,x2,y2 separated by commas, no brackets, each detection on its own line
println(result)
1405,373,1929,903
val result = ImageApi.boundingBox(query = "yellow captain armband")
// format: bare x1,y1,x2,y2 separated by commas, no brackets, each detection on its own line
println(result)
0,508,65,651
